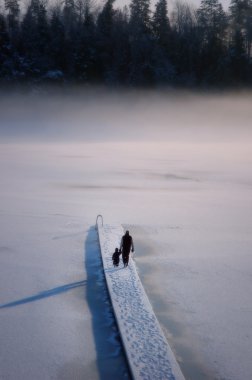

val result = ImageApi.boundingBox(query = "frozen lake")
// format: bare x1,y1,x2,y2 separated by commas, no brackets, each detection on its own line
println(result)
0,90,252,380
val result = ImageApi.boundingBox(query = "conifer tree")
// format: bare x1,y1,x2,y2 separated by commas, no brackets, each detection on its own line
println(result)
49,10,65,70
153,0,170,46
197,0,227,43
196,0,227,83
4,0,20,40
75,0,96,80
20,0,49,75
0,14,9,79
21,5,36,55
128,0,154,84
111,8,131,83
0,13,9,59
130,0,151,33
170,0,199,82
37,1,49,55
63,0,76,36
227,0,251,82
96,0,116,80
229,0,252,58
97,0,115,37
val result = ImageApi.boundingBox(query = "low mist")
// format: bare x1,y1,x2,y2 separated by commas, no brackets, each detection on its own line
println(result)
1,88,252,143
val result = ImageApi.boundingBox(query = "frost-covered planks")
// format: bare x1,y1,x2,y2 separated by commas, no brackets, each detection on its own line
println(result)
97,223,185,380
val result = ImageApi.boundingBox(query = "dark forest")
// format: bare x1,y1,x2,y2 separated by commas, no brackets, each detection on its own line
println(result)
1,0,252,87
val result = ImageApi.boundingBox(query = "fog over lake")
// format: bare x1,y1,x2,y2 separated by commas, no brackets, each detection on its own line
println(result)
1,89,252,142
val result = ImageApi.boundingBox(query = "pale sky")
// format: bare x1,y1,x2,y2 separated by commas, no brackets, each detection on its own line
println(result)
0,0,230,16
114,0,230,11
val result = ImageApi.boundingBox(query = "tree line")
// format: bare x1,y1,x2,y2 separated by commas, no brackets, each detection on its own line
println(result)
0,0,252,87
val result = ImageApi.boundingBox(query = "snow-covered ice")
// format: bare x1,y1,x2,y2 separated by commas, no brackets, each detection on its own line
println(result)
0,91,252,380
0,142,131,380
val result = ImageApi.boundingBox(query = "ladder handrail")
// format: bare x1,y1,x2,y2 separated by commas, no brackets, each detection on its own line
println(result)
96,214,103,228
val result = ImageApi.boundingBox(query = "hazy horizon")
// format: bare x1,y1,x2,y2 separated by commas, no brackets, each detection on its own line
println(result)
1,88,252,143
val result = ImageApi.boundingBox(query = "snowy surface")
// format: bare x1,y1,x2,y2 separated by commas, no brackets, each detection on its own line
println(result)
98,223,185,380
0,91,252,380
0,145,131,380
0,216,130,380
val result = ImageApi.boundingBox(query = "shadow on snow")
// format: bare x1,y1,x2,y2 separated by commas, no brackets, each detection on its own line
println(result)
0,280,87,308
0,225,131,380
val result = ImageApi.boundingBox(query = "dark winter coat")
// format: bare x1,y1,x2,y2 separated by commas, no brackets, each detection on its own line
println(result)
112,250,121,266
120,233,134,255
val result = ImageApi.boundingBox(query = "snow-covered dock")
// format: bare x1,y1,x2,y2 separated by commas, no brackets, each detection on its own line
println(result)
97,222,185,380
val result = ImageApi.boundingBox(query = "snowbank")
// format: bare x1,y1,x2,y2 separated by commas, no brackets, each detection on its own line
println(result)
97,222,185,380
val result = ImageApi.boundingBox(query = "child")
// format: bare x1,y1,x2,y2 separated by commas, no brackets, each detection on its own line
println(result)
112,248,121,267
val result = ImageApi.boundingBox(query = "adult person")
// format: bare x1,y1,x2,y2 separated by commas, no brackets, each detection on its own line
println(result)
120,230,134,267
